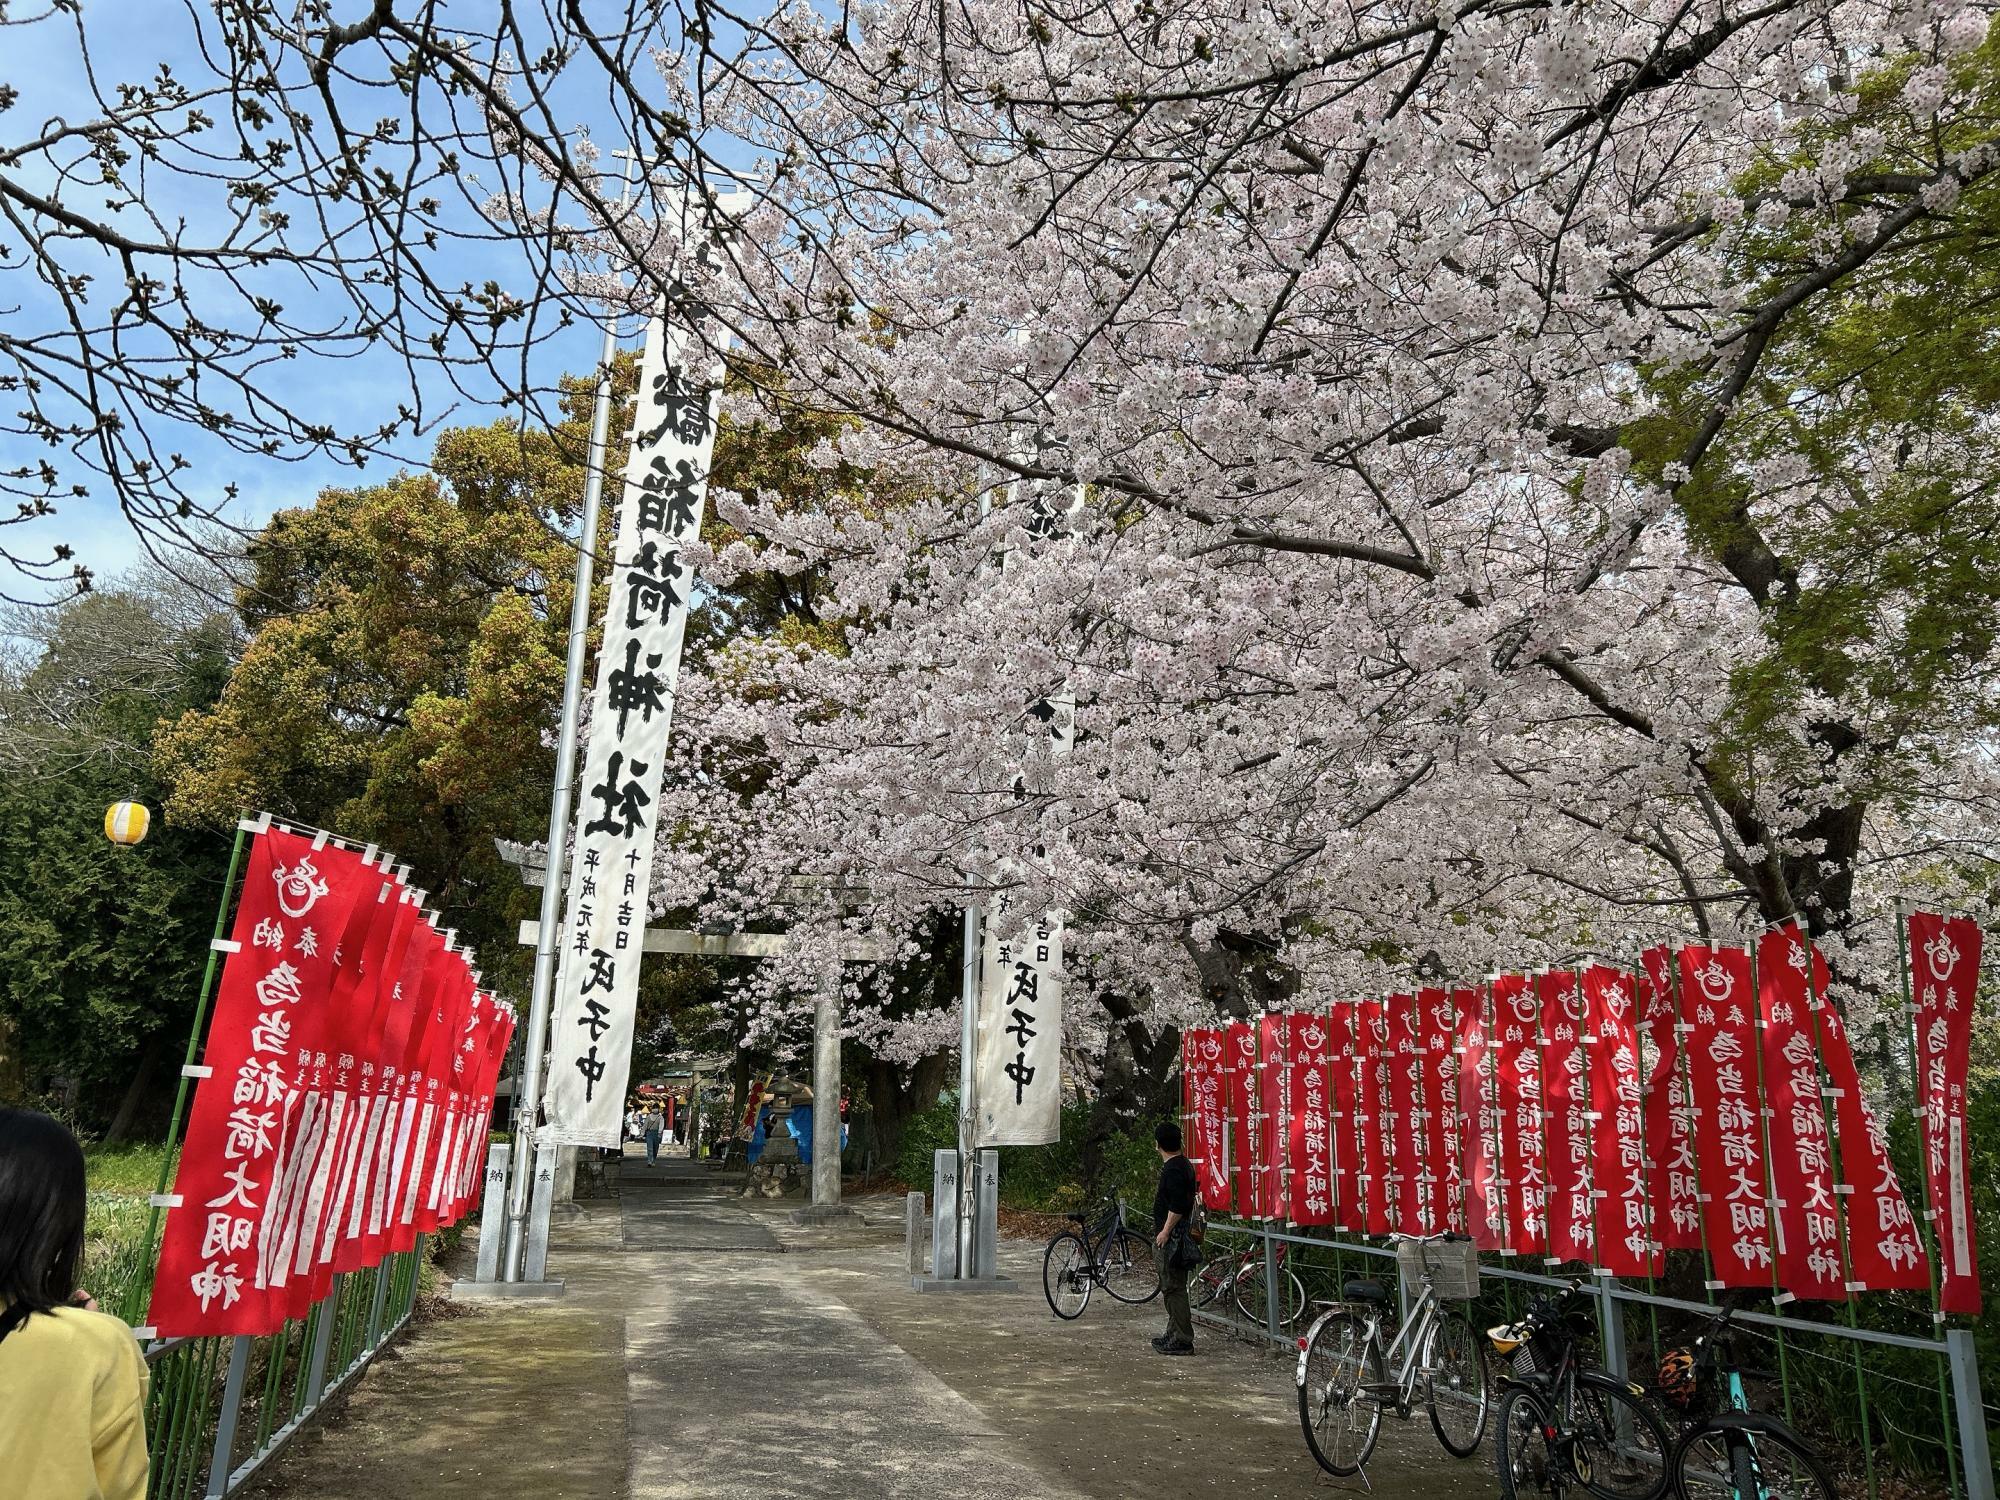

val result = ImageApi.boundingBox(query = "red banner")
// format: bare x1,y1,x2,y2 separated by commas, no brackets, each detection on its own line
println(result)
1907,911,1983,1314
1808,951,1929,1292
1538,970,1593,1266
1755,927,1845,1301
1327,1003,1363,1232
1490,973,1543,1256
1638,946,1701,1251
1677,945,1772,1286
1281,1013,1335,1224
1183,1028,1231,1210
1224,1021,1259,1219
149,830,375,1336
1254,1014,1285,1219
1583,964,1660,1278
1419,988,1462,1235
1385,994,1428,1234
1456,985,1505,1250
1355,998,1394,1235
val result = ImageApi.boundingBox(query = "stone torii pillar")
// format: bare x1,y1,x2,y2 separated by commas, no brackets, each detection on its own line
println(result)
796,983,856,1225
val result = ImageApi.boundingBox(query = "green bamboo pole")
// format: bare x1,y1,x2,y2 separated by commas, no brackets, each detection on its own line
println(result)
126,818,254,1325
1894,906,1965,1500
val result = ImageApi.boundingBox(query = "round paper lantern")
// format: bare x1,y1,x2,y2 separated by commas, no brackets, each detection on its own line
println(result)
104,800,152,846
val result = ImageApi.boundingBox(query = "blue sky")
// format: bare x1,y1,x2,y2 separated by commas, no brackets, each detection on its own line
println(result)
3,4,759,593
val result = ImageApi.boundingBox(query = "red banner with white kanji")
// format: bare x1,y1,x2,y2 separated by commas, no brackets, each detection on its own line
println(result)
1907,911,1983,1315
1283,1013,1336,1225
1385,994,1429,1235
1755,926,1845,1301
1224,1021,1258,1219
150,829,374,1336
1183,1028,1231,1211
1809,948,1929,1292
1256,1014,1286,1219
1538,970,1593,1266
1638,946,1701,1252
1583,964,1659,1278
1355,998,1394,1235
1490,974,1543,1256
1678,945,1772,1286
1327,1002,1363,1233
1457,984,1505,1251
1418,988,1461,1235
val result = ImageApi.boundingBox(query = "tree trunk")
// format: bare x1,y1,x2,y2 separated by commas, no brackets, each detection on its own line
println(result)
1078,990,1181,1197
101,1035,164,1144
861,1048,951,1174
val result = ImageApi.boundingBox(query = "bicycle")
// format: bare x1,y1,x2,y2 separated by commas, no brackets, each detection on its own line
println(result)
1193,1234,1309,1330
1489,1281,1670,1500
1295,1232,1492,1474
1042,1199,1162,1318
1659,1307,1837,1500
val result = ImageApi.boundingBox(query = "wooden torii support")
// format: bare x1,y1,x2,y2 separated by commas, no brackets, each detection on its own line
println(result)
513,915,887,1221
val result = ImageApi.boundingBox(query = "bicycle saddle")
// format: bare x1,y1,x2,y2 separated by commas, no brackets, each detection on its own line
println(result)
1343,1277,1388,1303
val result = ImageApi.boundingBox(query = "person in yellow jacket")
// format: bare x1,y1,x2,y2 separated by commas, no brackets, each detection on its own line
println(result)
0,1109,149,1500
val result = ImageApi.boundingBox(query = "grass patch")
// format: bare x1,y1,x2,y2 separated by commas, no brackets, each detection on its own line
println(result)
83,1143,170,1318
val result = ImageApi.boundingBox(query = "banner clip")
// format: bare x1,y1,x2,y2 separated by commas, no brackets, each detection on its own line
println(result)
149,1194,184,1209
180,1065,213,1080
211,939,242,954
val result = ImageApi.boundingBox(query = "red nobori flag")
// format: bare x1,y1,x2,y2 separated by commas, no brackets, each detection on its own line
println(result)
149,828,373,1337
1256,1014,1286,1219
1355,998,1395,1235
1807,947,1928,1292
368,921,448,1265
1583,964,1660,1278
1456,984,1505,1250
261,857,400,1319
1224,1021,1259,1219
409,949,479,1240
1755,927,1846,1302
1381,995,1424,1234
448,996,514,1223
1907,911,1984,1315
1327,1002,1364,1233
1638,946,1701,1251
1283,1012,1336,1226
1537,970,1594,1266
1419,988,1463,1235
326,882,424,1275
1185,1028,1231,1211
1677,945,1773,1287
1490,973,1544,1256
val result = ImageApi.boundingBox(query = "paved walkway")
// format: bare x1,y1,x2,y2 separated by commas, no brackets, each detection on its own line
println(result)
244,1157,1484,1499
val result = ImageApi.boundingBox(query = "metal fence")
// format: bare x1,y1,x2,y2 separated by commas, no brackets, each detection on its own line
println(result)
1190,1215,1995,1500
140,1244,425,1500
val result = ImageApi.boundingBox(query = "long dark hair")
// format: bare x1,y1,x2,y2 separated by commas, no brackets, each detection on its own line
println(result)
0,1109,87,1342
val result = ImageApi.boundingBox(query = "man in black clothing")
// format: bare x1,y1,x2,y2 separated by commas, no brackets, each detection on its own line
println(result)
1151,1121,1197,1355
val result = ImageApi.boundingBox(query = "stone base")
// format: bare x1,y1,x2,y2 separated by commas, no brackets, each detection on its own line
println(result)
790,1202,862,1226
744,1158,806,1198
910,1274,1020,1294
449,1278,567,1300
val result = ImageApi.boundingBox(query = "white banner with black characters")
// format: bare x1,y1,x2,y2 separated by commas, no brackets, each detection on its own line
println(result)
541,306,721,1147
974,898,1064,1146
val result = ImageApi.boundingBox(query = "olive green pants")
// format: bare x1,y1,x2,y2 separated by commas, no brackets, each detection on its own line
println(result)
1155,1240,1193,1346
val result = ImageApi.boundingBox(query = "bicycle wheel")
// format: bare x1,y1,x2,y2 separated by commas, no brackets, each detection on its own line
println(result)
1297,1311,1385,1475
1101,1230,1162,1304
1233,1261,1308,1328
1569,1370,1670,1500
1042,1232,1093,1320
1423,1308,1490,1457
1671,1414,1838,1500
1191,1250,1236,1310
1497,1386,1561,1499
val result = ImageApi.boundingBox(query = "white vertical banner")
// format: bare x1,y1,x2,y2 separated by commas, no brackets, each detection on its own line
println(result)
974,685,1073,1148
974,899,1064,1146
541,304,722,1147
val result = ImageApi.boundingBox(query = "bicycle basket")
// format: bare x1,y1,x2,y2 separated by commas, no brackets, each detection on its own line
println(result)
1396,1236,1480,1299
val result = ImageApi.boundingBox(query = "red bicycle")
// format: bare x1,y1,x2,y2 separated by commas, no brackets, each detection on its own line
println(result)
1192,1235,1308,1328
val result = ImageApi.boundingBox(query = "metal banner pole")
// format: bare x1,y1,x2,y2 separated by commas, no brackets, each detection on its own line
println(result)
957,903,980,1278
501,157,636,1283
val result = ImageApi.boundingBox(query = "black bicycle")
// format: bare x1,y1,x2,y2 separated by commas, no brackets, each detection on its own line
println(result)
1489,1283,1671,1500
1042,1199,1162,1318
1658,1307,1837,1500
